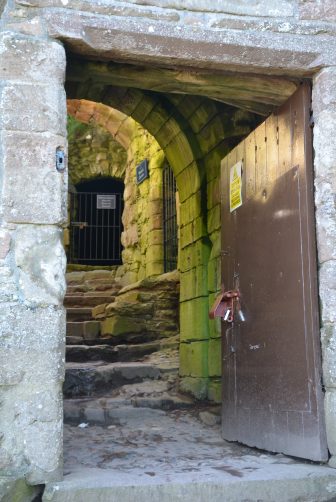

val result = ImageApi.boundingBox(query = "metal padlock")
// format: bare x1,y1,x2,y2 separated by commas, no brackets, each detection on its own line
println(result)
223,309,231,322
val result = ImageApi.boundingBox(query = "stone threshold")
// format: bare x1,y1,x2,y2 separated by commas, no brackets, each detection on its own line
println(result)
43,463,336,502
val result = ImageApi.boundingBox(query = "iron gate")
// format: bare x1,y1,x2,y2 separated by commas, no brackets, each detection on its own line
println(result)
163,163,178,272
69,191,123,265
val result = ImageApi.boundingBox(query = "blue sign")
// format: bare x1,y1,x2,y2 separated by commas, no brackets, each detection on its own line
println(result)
136,159,149,184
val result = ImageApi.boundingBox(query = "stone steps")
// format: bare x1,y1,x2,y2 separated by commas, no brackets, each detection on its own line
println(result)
63,361,174,398
66,307,93,322
64,294,115,308
66,336,180,362
64,393,194,426
66,321,101,340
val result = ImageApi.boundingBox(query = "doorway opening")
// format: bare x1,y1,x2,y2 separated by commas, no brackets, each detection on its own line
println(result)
61,52,328,495
69,178,124,266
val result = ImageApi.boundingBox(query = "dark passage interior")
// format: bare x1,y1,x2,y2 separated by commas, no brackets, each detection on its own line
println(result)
69,178,124,266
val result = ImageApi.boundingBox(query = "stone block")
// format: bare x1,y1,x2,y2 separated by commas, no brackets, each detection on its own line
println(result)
132,0,294,17
0,84,66,135
193,216,207,240
315,204,336,263
84,407,105,424
208,378,222,403
0,477,41,502
313,68,336,116
179,376,208,400
208,257,221,294
0,228,11,259
180,341,207,377
146,244,164,262
321,323,336,388
0,32,65,83
147,229,163,246
146,260,164,277
210,230,221,259
205,149,223,182
313,111,336,182
142,102,170,136
325,389,336,456
208,295,222,339
207,204,221,233
208,338,221,377
180,297,209,341
0,304,65,351
67,321,100,340
199,409,221,425
155,117,181,148
131,96,157,124
188,100,218,134
14,225,66,307
197,115,227,154
180,192,202,226
180,265,208,301
315,185,336,263
319,261,336,324
179,238,210,272
176,163,201,202
299,0,336,21
101,316,144,336
0,376,63,483
180,222,193,249
1,131,67,224
165,132,195,176
207,177,220,209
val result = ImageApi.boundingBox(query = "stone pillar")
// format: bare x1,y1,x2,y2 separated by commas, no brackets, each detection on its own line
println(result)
312,67,336,464
0,32,67,483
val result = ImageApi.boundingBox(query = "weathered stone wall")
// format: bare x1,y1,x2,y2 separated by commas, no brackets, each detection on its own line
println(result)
312,68,336,465
0,32,67,484
0,0,336,484
68,117,127,185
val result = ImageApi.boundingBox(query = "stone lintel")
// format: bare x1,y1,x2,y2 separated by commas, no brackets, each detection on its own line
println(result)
41,10,336,75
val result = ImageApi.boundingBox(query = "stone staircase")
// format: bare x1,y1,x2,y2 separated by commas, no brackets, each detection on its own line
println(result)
65,269,122,344
64,269,185,427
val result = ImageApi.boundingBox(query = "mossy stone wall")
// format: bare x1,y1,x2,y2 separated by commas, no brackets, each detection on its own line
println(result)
68,94,260,403
67,110,167,287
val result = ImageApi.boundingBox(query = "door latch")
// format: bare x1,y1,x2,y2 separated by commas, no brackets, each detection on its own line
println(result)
209,289,244,323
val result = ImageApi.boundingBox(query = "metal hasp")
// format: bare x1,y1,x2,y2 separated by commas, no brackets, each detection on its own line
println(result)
209,290,242,323
220,82,328,461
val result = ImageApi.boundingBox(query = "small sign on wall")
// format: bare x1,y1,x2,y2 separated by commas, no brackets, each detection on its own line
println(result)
230,160,243,212
136,159,149,184
97,194,116,210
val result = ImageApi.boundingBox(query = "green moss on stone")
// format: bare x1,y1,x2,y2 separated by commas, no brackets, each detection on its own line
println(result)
180,297,209,341
208,378,222,403
179,376,208,400
208,337,222,377
180,340,208,377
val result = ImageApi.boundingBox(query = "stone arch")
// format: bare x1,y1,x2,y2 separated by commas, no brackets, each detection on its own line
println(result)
68,99,177,282
67,89,211,397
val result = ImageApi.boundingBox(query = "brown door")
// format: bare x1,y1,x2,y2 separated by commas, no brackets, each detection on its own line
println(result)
221,83,328,461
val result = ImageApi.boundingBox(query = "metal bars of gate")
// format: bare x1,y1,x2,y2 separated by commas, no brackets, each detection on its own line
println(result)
69,191,123,265
162,163,178,272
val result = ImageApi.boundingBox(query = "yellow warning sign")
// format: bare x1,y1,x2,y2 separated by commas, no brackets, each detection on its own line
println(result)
230,161,243,212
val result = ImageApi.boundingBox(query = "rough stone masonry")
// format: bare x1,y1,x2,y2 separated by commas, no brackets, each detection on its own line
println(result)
0,0,335,495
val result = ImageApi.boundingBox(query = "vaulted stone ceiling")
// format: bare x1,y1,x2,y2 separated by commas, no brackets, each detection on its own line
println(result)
66,56,299,116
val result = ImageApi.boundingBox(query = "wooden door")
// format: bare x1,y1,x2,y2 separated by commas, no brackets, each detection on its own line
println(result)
221,83,328,461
